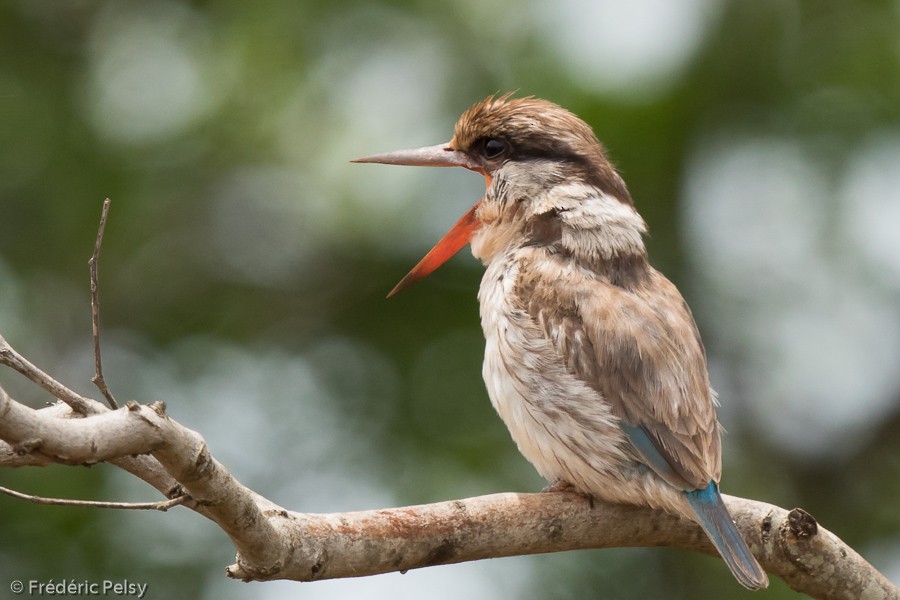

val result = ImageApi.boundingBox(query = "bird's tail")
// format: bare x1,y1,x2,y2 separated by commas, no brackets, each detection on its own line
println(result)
684,482,769,590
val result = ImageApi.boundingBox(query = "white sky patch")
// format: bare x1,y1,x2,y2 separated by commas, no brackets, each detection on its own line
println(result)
683,134,900,459
755,276,900,456
530,0,722,100
840,131,900,288
83,1,227,145
682,138,828,295
273,11,475,259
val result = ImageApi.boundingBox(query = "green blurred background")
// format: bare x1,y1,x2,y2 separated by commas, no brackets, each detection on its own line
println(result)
2,1,899,598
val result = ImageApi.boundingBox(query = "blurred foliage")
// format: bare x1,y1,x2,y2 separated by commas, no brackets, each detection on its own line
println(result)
1,1,899,599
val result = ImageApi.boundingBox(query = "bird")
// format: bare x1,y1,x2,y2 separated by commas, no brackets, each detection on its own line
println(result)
353,94,769,590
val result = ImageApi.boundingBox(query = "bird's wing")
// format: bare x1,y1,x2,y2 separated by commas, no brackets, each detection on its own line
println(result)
513,251,721,490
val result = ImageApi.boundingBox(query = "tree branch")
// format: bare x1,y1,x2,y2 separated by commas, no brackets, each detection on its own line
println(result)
0,201,895,598
229,493,898,600
0,377,896,599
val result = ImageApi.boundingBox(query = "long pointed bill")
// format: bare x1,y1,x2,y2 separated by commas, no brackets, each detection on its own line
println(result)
352,143,481,171
353,143,487,297
386,201,480,298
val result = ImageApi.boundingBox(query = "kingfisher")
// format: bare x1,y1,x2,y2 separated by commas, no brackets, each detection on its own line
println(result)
354,94,768,590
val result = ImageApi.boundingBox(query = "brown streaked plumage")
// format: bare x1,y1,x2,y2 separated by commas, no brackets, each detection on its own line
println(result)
354,95,768,590
517,254,721,489
451,95,632,204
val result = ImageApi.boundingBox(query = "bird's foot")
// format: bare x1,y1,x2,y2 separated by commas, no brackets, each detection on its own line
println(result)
542,480,577,493
541,480,595,508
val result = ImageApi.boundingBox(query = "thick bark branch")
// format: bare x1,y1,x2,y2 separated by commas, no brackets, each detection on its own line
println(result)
0,383,896,599
0,389,288,575
231,493,898,600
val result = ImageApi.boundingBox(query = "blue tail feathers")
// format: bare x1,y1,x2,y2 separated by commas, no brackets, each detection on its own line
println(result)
684,482,769,590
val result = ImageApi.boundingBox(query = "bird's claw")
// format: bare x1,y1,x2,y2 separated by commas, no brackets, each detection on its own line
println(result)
542,480,595,508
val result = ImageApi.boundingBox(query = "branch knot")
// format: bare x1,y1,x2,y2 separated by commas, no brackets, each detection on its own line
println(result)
788,508,818,540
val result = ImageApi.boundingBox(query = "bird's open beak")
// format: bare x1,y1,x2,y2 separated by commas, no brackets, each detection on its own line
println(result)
353,143,486,297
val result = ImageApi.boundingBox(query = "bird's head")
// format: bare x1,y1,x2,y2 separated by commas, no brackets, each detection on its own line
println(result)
354,94,646,297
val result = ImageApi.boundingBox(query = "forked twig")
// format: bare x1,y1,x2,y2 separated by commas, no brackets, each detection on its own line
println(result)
0,484,188,511
89,198,117,410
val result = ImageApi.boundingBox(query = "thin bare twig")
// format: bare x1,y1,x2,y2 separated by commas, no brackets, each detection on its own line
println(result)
89,198,117,410
0,484,188,511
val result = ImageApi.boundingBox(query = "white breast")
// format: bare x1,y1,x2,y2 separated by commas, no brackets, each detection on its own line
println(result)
476,252,638,502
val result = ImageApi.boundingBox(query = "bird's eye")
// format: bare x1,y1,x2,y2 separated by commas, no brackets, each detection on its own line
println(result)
482,137,506,159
